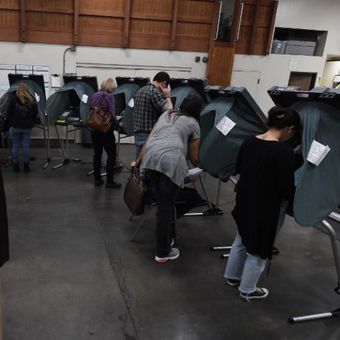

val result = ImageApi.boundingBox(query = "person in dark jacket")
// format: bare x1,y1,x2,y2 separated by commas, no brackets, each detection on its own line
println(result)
89,78,122,189
7,83,38,172
224,106,301,301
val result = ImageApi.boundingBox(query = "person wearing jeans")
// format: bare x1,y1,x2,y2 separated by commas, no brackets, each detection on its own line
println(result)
224,232,267,299
7,82,38,172
10,128,31,166
134,132,149,159
133,72,173,159
224,106,301,301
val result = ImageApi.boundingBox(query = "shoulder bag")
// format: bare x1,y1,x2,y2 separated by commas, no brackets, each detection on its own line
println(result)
86,106,112,133
124,167,147,216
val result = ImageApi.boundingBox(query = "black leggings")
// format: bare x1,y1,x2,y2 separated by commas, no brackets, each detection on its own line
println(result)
91,128,116,183
146,170,180,257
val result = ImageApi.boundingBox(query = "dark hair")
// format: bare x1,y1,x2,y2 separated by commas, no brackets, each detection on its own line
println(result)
267,106,300,131
177,95,203,121
153,71,171,85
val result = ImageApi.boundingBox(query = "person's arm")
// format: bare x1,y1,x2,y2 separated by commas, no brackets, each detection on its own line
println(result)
188,139,200,166
5,94,15,117
151,89,172,116
161,87,173,111
187,120,201,166
31,100,39,120
235,142,244,175
107,94,115,116
277,146,295,207
106,93,119,127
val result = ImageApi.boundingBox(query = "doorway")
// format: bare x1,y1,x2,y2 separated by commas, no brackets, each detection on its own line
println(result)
288,72,317,90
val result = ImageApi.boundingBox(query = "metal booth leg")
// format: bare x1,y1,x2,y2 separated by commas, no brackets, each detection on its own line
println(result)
184,174,223,217
210,176,238,257
289,219,340,323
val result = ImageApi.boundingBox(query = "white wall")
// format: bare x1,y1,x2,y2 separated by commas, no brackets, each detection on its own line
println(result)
232,0,340,113
0,42,208,92
0,43,208,139
322,61,340,87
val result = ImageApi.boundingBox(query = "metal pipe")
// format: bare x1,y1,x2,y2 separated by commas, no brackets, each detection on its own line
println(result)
236,2,244,42
321,219,340,283
329,212,340,223
214,1,223,40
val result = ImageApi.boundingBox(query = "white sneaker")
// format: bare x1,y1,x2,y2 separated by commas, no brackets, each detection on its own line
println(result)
155,248,180,263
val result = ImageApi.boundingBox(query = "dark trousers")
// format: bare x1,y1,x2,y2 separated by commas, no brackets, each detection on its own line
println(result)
91,128,116,184
147,170,180,257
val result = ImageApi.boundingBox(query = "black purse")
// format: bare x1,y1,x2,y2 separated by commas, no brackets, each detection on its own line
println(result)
124,167,147,216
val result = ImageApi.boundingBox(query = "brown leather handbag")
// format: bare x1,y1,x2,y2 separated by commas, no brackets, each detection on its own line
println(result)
86,106,112,133
124,167,147,216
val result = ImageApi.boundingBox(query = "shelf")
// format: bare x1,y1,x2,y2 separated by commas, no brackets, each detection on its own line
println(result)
271,27,327,57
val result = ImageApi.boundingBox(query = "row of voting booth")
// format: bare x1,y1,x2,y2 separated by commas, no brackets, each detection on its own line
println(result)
1,73,340,320
1,74,340,226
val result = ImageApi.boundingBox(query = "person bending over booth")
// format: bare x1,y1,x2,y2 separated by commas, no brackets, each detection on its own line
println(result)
7,83,38,172
89,78,122,189
224,106,301,301
136,95,202,263
133,72,173,159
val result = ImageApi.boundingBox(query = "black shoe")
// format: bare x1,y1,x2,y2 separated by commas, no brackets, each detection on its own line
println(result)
240,287,269,301
24,163,30,173
272,246,280,256
226,278,241,287
94,179,104,187
13,162,20,173
105,182,122,189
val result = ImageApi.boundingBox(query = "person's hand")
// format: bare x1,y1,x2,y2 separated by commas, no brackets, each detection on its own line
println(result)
161,87,171,98
188,175,199,183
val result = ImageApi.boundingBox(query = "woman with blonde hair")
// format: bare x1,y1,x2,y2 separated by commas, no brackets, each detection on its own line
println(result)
7,82,38,172
89,77,121,188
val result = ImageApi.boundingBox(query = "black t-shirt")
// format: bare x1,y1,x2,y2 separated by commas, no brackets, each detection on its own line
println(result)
232,136,295,259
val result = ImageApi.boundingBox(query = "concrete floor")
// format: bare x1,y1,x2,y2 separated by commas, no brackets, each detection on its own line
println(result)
1,144,340,340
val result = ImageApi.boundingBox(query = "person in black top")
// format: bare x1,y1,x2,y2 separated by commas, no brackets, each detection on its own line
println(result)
7,83,38,172
89,78,122,189
224,106,301,301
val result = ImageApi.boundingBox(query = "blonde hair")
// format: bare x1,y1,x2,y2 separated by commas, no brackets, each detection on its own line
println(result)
100,78,115,92
16,82,33,104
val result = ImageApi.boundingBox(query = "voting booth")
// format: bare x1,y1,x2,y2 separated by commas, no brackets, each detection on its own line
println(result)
199,87,267,181
170,78,209,109
268,86,340,323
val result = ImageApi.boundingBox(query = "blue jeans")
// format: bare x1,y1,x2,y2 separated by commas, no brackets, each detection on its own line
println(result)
134,132,149,159
10,127,32,163
224,232,267,294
